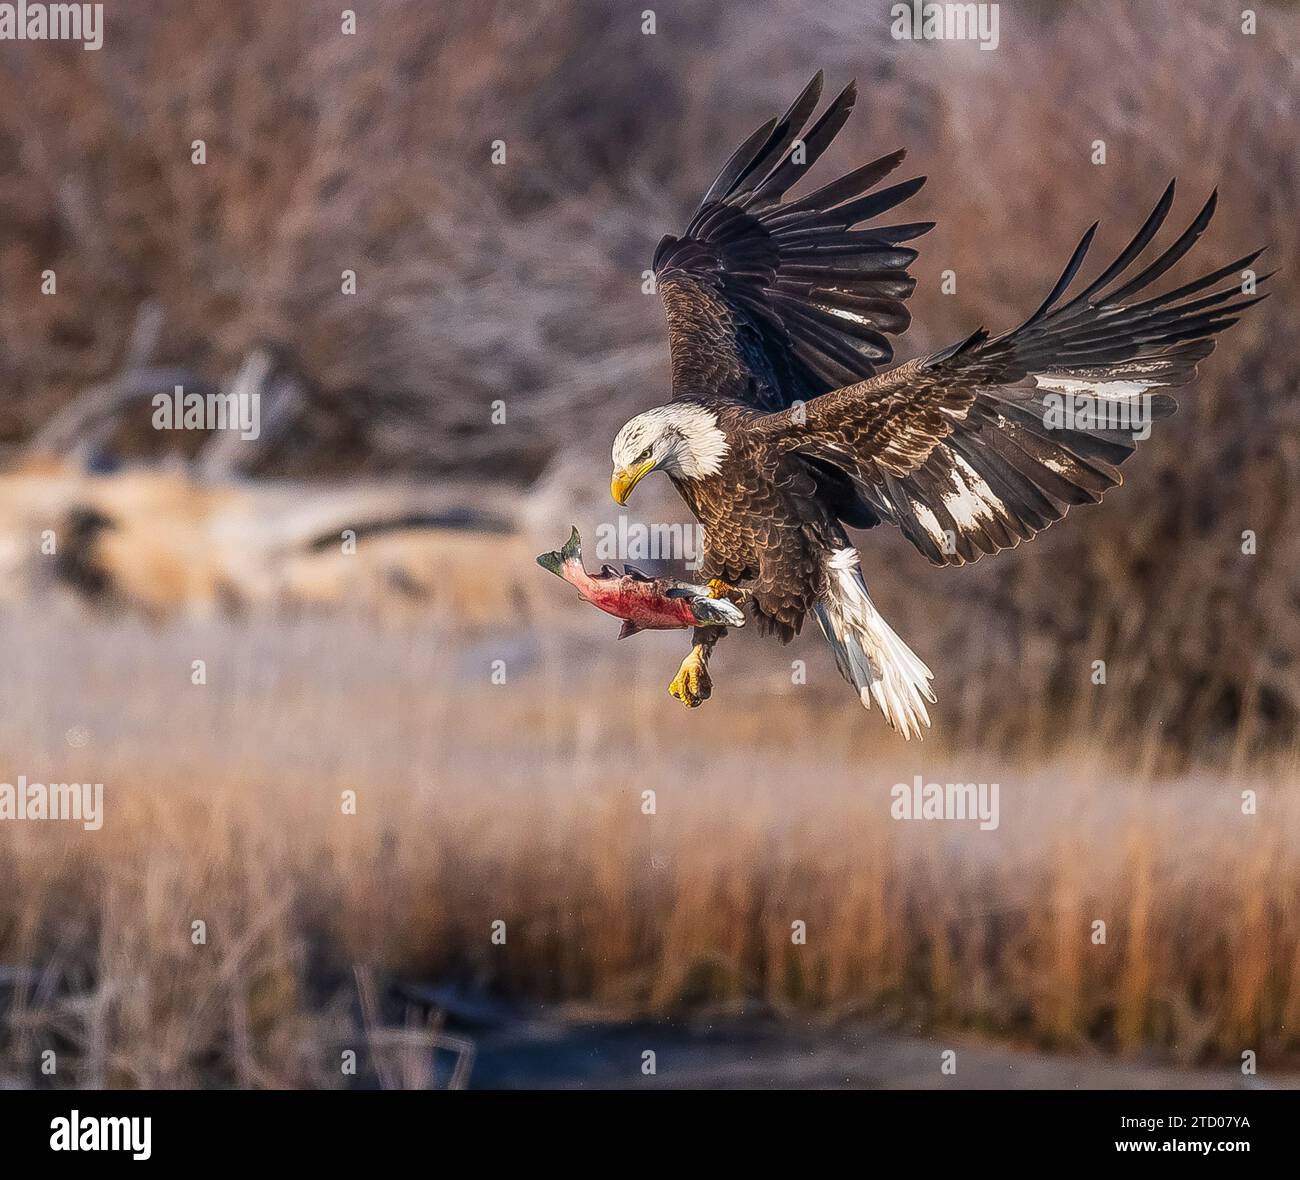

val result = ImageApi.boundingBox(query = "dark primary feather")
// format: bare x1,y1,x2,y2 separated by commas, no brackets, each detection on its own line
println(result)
653,71,932,414
756,183,1268,565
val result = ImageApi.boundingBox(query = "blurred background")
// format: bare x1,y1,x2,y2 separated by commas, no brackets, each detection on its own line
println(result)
0,0,1298,1088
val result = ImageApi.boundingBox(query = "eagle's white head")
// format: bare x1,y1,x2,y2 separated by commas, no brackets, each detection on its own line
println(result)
609,403,729,504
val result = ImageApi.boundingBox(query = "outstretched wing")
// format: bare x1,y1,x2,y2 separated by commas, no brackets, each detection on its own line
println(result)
756,183,1268,564
653,71,932,412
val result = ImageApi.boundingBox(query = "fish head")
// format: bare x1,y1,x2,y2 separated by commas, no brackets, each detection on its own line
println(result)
690,595,746,629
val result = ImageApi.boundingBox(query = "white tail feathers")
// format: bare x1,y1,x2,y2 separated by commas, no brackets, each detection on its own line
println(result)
812,548,936,740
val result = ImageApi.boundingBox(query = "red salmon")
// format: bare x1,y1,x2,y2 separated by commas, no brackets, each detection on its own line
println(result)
537,527,745,638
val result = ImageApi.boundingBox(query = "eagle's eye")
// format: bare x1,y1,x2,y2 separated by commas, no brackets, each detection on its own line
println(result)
634,446,652,465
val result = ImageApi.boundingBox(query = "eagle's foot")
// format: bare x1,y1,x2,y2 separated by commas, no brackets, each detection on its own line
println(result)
706,578,748,606
669,646,712,708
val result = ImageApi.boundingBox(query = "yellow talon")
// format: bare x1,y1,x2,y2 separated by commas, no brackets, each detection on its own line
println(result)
706,578,748,607
669,647,712,708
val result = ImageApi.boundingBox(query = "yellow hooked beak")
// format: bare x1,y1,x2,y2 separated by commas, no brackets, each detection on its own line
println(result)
611,459,656,505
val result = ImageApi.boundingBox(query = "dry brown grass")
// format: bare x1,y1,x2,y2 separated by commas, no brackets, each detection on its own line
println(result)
1,602,1298,1087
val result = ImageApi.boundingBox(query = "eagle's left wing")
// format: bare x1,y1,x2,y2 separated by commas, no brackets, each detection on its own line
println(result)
755,183,1268,565
653,72,931,412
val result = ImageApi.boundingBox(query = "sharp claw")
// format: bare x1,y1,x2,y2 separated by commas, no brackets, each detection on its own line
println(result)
706,579,747,606
669,650,712,708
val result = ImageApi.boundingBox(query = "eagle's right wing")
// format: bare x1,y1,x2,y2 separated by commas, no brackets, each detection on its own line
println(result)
653,72,931,413
756,183,1268,565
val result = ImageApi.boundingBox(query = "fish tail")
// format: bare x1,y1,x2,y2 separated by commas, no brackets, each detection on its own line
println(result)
536,526,582,578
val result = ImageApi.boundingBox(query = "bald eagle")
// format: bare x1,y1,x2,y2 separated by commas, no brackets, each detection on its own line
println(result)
609,72,1266,737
